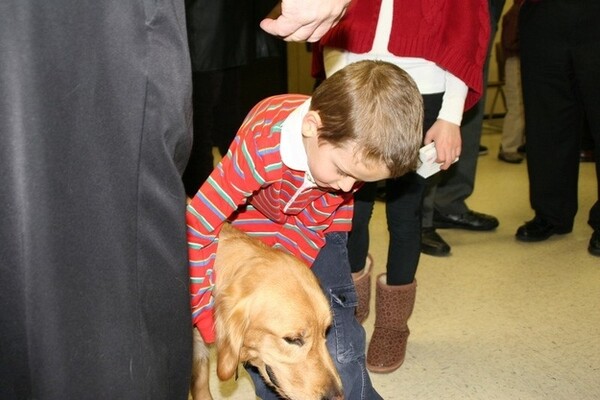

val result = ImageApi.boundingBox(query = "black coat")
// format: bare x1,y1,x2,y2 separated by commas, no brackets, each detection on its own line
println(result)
0,1,192,398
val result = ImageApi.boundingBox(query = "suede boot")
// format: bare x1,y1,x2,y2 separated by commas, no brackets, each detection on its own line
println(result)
351,254,373,324
366,274,416,373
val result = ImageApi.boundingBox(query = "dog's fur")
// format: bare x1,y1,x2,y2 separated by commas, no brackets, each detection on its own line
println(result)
190,224,343,400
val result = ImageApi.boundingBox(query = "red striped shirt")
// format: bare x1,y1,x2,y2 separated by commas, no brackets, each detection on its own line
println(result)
186,94,355,342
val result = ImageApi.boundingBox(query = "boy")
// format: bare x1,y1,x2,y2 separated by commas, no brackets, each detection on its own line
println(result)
187,60,423,399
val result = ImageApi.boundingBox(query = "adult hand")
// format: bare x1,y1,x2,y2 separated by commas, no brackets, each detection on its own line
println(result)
260,0,350,42
423,119,462,170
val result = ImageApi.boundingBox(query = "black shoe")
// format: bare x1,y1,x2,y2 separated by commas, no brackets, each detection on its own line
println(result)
589,230,600,256
433,209,499,231
421,228,451,256
515,217,571,242
479,145,488,156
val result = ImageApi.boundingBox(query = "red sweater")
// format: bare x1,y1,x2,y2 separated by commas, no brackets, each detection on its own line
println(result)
319,0,490,110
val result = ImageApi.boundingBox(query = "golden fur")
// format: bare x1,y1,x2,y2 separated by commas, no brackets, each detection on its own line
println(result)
190,224,343,400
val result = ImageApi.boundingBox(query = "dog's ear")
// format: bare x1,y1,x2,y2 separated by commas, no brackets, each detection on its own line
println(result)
215,305,248,380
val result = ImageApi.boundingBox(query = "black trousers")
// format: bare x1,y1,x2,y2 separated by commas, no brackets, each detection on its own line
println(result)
520,0,600,230
0,1,193,399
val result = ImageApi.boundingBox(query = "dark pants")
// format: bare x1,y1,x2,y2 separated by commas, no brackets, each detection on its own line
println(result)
247,232,382,400
0,1,192,399
520,0,600,230
347,94,442,285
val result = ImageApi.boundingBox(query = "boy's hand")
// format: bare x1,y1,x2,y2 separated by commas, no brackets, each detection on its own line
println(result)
423,119,461,170
260,0,350,42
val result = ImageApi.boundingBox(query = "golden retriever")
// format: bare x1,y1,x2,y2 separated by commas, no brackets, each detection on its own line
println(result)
190,224,343,400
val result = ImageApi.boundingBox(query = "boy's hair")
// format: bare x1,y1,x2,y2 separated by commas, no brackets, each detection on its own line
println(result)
310,60,423,178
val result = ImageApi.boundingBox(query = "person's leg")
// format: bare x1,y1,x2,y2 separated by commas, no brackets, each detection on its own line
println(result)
500,56,525,156
248,232,382,400
365,173,421,373
386,172,425,284
347,182,377,273
432,85,499,231
569,1,600,250
365,94,438,372
421,94,448,228
519,1,582,233
347,182,377,322
434,102,482,215
418,94,453,255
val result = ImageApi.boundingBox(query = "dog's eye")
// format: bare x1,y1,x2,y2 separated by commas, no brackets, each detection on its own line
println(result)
283,337,304,347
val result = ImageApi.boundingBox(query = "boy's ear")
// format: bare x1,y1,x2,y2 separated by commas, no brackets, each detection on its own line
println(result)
301,111,322,138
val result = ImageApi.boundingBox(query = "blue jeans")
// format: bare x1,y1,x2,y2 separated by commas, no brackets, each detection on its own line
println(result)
246,232,382,400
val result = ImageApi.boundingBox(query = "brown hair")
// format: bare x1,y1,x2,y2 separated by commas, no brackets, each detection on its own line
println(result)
310,60,423,178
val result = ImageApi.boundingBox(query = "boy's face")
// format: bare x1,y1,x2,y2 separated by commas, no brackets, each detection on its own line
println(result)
302,110,390,192
305,140,390,192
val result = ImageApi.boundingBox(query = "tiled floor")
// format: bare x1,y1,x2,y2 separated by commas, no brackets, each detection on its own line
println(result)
205,124,600,399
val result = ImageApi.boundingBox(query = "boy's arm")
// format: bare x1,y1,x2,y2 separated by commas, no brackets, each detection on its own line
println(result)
186,131,271,342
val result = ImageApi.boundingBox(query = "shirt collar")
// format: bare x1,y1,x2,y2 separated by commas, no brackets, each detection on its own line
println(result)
280,98,311,171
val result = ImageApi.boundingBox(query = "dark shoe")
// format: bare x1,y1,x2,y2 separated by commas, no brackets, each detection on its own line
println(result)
479,145,488,156
421,228,451,256
433,209,499,231
515,217,571,242
498,151,524,164
589,230,600,256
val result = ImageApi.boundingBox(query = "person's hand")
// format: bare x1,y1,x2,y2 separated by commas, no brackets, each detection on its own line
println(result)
423,119,462,170
260,0,350,42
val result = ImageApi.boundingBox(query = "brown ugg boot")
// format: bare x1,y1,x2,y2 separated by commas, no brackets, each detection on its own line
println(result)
351,254,373,324
366,274,416,373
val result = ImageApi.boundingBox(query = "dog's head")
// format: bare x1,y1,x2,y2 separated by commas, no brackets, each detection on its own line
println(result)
214,225,343,400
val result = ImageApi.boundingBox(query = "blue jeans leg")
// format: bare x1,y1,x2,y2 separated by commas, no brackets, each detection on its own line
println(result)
246,232,382,400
